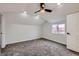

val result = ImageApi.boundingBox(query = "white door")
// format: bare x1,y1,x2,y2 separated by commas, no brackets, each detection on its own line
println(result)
0,22,1,47
67,13,79,52
0,33,1,47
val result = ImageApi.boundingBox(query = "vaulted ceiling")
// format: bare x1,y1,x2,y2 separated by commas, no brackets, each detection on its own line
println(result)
0,3,79,25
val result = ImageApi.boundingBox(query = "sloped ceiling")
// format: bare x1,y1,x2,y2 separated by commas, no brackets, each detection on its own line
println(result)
0,3,79,24
4,13,45,25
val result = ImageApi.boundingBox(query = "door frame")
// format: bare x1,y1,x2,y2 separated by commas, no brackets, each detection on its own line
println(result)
1,15,6,48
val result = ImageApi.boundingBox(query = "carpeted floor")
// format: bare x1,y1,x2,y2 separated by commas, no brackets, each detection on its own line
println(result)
1,38,79,56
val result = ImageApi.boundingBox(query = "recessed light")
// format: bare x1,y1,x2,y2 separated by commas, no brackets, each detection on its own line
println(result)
24,11,27,14
20,11,28,17
57,3,61,5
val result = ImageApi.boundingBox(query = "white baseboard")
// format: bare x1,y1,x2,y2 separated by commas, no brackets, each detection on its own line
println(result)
2,37,41,48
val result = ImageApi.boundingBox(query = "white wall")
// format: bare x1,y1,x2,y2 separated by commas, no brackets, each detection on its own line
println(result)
5,23,42,45
0,22,1,33
42,20,66,44
2,12,67,47
2,13,43,46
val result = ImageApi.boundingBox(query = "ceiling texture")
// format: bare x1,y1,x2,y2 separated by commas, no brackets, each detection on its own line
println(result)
0,3,79,25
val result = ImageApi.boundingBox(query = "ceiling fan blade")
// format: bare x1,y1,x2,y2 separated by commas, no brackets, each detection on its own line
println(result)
45,9,52,12
34,10,40,13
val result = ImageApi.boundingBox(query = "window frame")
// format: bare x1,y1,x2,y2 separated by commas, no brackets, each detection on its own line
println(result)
51,24,65,35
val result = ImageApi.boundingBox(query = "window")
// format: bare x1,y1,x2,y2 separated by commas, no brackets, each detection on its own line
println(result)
52,24,65,34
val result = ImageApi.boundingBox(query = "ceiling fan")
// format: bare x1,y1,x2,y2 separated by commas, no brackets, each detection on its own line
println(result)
34,3,52,13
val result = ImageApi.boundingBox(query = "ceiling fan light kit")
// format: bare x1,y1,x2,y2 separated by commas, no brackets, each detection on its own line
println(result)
40,9,45,13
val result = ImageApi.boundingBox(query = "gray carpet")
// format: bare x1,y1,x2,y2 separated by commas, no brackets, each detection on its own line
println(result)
1,38,79,56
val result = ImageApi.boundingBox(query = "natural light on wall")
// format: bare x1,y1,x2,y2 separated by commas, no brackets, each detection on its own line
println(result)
52,24,65,34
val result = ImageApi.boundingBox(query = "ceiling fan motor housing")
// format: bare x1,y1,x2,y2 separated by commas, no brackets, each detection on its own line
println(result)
40,3,45,10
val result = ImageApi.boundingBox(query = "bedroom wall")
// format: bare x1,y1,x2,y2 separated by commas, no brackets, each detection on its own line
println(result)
5,24,42,45
42,20,66,45
1,12,67,47
0,17,1,32
1,13,43,46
